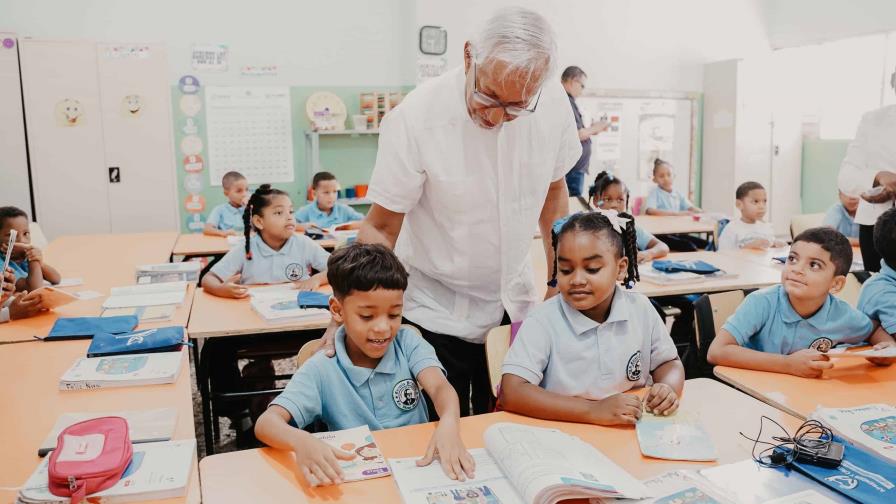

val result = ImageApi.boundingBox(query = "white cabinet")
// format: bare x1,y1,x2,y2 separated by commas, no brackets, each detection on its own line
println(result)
18,39,177,240
0,34,34,216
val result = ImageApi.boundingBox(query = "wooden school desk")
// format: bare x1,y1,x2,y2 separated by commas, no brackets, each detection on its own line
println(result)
714,353,896,420
171,233,338,260
637,215,717,241
199,378,800,504
633,251,782,297
721,246,865,272
187,286,331,454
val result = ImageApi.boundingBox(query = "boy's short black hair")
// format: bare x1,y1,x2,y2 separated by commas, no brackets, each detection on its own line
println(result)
874,207,896,269
221,171,246,189
792,226,852,276
327,243,408,299
312,171,337,189
0,206,28,228
736,181,765,200
561,66,587,83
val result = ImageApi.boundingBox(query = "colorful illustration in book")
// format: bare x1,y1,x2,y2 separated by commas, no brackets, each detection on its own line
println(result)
860,416,896,445
120,451,146,479
95,355,148,375
425,485,500,504
655,486,723,504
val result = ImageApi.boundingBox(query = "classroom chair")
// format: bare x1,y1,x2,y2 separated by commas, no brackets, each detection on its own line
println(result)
295,339,322,368
789,213,825,239
485,325,512,398
690,289,751,379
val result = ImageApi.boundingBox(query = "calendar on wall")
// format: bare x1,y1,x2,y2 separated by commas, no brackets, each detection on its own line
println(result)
205,86,294,185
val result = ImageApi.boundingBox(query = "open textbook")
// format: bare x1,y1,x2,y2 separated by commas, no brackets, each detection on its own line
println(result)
812,404,896,464
311,426,390,482
17,439,194,503
389,422,650,504
638,470,735,504
249,288,330,324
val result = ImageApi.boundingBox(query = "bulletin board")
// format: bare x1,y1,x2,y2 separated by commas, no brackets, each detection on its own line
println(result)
575,90,700,205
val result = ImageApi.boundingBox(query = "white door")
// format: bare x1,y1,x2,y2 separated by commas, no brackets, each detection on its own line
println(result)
97,43,178,233
0,34,32,216
19,39,110,239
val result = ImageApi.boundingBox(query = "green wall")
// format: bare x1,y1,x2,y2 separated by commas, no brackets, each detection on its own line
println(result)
172,86,411,233
801,139,850,213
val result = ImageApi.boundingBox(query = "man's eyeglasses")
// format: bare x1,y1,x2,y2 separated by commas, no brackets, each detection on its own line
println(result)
470,61,542,118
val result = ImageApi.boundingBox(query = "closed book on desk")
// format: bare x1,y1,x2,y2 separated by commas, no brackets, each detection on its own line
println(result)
86,326,186,358
249,290,330,324
37,408,177,457
46,316,139,341
102,281,188,309
18,439,194,503
135,262,200,284
59,350,183,390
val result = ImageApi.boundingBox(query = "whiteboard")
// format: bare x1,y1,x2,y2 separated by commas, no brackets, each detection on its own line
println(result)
575,94,695,205
205,86,294,185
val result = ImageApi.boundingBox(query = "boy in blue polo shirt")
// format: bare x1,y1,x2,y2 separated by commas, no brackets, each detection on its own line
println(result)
204,171,248,236
857,208,896,362
708,227,895,377
823,190,860,246
255,243,474,486
294,172,364,230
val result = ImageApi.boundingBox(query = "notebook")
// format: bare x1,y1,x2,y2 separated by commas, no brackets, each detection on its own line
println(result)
100,304,176,323
636,411,718,461
102,281,188,309
86,326,186,358
59,350,184,390
37,408,177,457
29,286,80,310
135,262,200,284
46,315,139,341
249,289,330,324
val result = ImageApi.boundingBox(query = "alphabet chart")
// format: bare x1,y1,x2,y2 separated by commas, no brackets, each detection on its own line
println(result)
205,86,294,185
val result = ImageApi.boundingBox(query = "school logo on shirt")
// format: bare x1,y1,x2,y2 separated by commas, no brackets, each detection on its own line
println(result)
392,379,419,411
809,337,834,353
626,351,642,381
285,263,304,281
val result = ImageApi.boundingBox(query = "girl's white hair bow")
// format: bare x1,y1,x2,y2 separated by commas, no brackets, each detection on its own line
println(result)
595,208,630,234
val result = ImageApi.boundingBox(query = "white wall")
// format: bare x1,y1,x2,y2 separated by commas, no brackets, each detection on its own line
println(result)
415,0,770,92
0,0,418,85
757,0,896,49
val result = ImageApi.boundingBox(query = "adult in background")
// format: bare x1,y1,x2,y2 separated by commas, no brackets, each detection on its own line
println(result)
561,66,609,197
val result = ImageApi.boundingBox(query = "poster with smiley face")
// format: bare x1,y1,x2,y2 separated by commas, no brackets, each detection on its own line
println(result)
121,94,144,118
55,98,85,127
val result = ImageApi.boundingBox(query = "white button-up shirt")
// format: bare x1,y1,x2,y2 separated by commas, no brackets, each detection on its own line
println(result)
367,66,582,343
838,105,896,225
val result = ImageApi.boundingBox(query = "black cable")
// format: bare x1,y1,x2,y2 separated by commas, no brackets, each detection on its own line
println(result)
739,416,834,468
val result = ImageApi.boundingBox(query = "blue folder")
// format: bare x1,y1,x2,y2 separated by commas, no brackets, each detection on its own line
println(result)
46,316,139,341
86,326,185,358
297,291,331,309
652,260,720,275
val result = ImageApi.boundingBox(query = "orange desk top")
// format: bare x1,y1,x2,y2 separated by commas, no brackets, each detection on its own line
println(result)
721,246,863,272
199,378,799,504
187,287,331,339
172,233,337,258
636,215,717,236
634,251,783,297
714,356,896,420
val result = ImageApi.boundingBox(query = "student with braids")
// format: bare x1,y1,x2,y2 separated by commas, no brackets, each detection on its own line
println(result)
202,184,330,298
499,212,684,425
589,171,669,263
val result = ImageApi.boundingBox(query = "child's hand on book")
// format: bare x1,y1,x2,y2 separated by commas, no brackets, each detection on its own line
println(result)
643,383,679,416
293,431,355,486
591,393,643,425
786,349,833,378
866,341,896,367
416,420,476,481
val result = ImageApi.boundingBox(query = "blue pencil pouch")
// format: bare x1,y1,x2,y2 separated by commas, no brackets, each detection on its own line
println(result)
46,316,139,341
297,291,331,309
86,326,186,358
652,260,720,275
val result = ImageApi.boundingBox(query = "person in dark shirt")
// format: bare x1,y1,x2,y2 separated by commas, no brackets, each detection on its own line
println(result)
561,66,609,197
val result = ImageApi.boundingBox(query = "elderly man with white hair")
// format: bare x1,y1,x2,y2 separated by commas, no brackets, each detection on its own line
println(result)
316,7,581,416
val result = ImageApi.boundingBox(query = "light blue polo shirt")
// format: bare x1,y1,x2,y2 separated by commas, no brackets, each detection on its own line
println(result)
822,203,859,239
635,225,655,251
9,260,29,280
207,202,246,232
645,186,693,212
270,325,444,430
857,261,896,335
723,285,874,354
294,201,364,228
210,233,329,284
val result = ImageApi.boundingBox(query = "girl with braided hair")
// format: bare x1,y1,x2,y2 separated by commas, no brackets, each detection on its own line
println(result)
201,184,330,298
499,211,684,425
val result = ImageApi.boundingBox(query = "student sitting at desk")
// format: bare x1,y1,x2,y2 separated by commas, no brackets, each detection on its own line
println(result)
0,267,46,323
499,211,685,425
0,206,60,291
857,208,896,353
823,190,861,246
294,171,364,230
255,243,474,486
708,227,896,377
717,181,787,251
644,159,701,216
204,171,248,237
589,171,669,263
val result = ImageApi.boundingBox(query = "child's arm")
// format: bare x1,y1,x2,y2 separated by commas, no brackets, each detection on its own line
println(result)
293,271,328,291
644,358,685,415
201,272,249,298
202,223,235,237
707,329,833,377
866,324,896,366
499,374,642,425
415,367,476,481
255,405,354,486
25,245,60,285
637,237,670,263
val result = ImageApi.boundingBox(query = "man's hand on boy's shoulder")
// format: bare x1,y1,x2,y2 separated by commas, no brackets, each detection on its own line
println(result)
318,318,340,357
416,418,476,481
786,349,833,378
